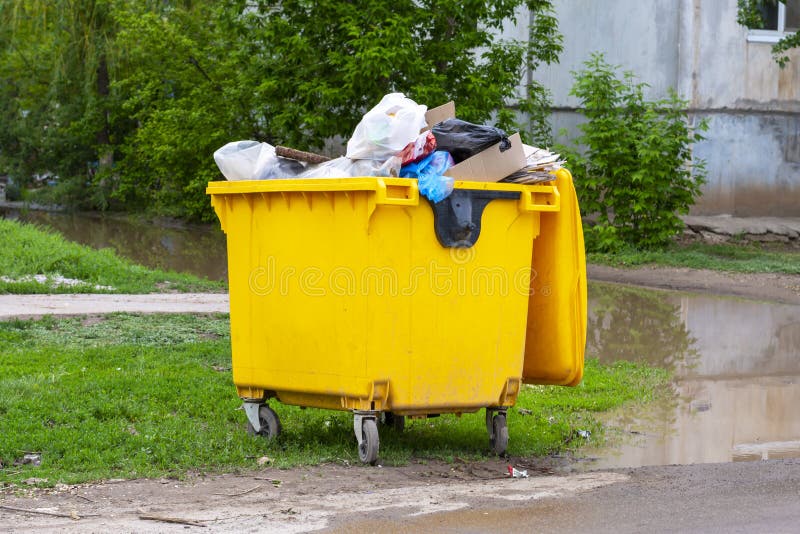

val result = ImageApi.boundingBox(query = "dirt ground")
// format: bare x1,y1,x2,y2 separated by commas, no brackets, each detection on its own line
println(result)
0,457,606,532
588,264,800,305
2,266,799,531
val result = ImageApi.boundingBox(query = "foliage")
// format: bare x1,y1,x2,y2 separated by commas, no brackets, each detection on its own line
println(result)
0,313,669,485
0,1,562,221
0,0,122,209
0,218,224,293
738,0,800,67
560,53,708,251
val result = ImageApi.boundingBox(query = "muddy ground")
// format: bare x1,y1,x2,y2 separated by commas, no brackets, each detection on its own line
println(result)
588,264,800,305
2,265,799,531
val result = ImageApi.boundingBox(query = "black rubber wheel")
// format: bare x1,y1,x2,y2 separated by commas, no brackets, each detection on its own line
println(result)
358,418,380,465
381,412,405,432
246,405,282,440
490,413,508,455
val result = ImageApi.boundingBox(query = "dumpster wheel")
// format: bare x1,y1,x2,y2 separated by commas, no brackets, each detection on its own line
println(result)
354,413,380,465
245,404,282,440
487,409,508,456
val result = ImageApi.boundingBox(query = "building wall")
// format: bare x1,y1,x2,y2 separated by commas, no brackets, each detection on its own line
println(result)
534,0,800,216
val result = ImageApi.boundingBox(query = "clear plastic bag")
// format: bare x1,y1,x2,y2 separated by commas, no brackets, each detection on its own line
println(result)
298,156,402,179
400,151,455,203
213,141,305,181
345,93,428,161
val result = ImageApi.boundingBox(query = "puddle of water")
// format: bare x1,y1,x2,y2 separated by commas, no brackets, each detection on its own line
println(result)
583,282,800,469
1,208,227,281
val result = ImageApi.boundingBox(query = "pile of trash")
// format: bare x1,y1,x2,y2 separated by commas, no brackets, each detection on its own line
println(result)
214,93,559,203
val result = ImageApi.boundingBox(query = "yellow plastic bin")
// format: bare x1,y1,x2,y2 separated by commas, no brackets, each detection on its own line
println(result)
207,169,586,464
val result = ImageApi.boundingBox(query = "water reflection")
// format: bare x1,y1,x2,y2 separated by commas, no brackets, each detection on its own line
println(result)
585,282,800,468
587,283,700,374
1,209,228,281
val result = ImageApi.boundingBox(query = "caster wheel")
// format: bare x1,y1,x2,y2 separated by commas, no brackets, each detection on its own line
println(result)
490,413,508,455
381,412,405,432
246,404,282,439
358,418,380,465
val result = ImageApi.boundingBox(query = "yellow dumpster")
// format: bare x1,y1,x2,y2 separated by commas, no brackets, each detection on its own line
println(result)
207,169,586,464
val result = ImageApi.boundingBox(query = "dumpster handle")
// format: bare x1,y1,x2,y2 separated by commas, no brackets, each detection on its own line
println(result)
374,178,419,207
427,189,520,248
519,185,560,212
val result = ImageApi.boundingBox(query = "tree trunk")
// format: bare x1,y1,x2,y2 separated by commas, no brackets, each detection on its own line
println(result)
96,53,113,170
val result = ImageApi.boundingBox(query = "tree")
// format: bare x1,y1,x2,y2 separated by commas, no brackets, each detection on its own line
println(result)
1,1,563,221
737,0,800,67
0,0,123,208
560,54,708,251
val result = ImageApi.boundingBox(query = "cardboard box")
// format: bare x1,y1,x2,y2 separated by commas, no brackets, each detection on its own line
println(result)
445,132,525,182
423,102,526,183
424,101,455,129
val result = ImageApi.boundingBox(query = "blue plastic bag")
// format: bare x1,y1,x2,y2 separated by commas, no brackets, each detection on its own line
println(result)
400,151,455,203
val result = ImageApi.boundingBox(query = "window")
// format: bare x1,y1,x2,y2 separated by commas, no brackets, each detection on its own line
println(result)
748,0,800,42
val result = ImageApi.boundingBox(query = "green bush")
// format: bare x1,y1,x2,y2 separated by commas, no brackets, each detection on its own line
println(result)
560,53,708,251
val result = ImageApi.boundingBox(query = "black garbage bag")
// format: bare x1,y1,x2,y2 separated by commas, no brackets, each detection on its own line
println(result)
431,119,511,163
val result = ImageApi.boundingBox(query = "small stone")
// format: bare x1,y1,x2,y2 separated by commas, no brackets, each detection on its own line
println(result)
22,453,41,466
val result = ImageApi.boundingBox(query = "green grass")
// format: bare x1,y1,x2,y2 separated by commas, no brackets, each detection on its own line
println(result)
589,242,800,274
0,218,225,294
0,314,669,486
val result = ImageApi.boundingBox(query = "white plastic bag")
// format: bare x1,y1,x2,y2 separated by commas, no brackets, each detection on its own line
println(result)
298,156,402,179
213,140,305,181
345,93,428,161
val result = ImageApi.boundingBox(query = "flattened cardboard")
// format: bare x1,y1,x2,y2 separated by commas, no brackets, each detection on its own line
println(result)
523,143,538,159
424,101,455,129
445,132,526,182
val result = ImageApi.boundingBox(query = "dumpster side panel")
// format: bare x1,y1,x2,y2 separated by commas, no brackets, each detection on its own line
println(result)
227,190,372,398
523,169,587,386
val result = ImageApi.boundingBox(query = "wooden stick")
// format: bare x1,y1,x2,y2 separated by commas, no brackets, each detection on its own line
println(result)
139,513,206,527
212,484,261,497
253,477,282,484
0,504,97,519
275,146,331,164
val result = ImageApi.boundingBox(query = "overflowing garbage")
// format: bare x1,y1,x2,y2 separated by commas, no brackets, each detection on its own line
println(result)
213,93,560,203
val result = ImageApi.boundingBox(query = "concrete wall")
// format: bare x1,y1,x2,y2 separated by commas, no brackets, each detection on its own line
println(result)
538,0,681,105
693,113,800,215
532,0,800,216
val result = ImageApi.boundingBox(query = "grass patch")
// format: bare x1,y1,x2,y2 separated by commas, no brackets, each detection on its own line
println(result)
589,242,800,274
0,314,669,486
0,218,225,294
